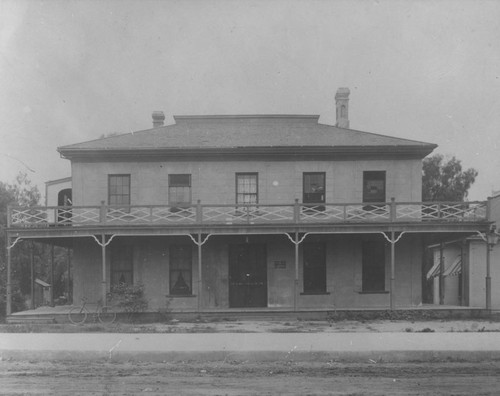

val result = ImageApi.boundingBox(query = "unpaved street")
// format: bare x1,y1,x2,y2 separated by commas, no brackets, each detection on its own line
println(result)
1,359,500,395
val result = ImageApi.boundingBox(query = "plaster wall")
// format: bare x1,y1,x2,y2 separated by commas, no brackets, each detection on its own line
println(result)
71,234,422,311
468,240,500,309
71,159,423,206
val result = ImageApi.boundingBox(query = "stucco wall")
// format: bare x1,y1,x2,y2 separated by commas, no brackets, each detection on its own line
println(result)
71,158,423,206
71,234,422,311
468,240,500,309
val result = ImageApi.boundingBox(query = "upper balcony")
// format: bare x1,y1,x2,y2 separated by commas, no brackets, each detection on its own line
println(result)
7,200,489,234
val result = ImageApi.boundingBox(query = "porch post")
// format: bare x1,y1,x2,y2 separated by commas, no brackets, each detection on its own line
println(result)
101,234,107,306
486,241,491,311
30,242,35,309
390,231,395,310
294,232,299,312
197,232,203,312
50,244,55,306
67,247,71,304
6,237,12,316
439,243,444,305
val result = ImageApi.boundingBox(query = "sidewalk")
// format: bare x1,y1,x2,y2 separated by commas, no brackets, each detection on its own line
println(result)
2,332,500,362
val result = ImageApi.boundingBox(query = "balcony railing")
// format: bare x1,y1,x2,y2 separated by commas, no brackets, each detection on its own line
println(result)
7,200,488,228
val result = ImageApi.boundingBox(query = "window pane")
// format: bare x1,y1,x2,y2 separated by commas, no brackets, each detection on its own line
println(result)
170,245,192,295
169,175,191,205
111,246,133,286
363,171,386,203
109,175,130,205
304,173,325,194
236,173,258,205
169,174,191,187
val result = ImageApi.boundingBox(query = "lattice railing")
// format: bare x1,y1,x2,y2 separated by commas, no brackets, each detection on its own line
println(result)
395,201,488,222
8,200,488,228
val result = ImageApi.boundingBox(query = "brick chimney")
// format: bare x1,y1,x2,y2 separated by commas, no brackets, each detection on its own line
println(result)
152,111,165,127
335,88,350,128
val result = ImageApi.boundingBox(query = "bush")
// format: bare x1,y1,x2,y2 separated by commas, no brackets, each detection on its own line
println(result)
0,287,27,320
110,283,148,321
156,296,173,323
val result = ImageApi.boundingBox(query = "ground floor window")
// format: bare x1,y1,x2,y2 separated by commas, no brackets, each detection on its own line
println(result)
111,246,133,285
169,245,192,295
303,242,326,294
362,241,386,292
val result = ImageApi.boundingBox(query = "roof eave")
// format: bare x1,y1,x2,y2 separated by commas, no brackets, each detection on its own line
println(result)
58,145,437,160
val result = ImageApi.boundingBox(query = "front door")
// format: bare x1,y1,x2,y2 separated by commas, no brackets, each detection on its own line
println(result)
228,244,267,308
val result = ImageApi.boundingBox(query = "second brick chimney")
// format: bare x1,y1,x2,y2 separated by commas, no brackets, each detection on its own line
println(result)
152,111,165,127
335,88,350,129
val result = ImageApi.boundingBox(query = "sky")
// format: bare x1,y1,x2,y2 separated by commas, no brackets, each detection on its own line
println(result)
1,0,499,201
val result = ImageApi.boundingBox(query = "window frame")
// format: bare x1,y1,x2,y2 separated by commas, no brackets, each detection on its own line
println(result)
108,174,131,206
362,171,386,204
168,174,192,206
169,244,193,296
110,245,134,286
302,242,327,295
235,173,259,205
303,172,326,204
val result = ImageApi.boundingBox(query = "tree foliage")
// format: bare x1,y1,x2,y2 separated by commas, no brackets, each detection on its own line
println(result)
0,172,71,318
422,154,478,202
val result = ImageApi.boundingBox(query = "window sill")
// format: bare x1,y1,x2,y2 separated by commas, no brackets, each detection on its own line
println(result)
358,291,389,294
166,294,196,298
300,292,330,296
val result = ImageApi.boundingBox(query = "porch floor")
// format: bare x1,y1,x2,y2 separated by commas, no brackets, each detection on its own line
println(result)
6,304,490,324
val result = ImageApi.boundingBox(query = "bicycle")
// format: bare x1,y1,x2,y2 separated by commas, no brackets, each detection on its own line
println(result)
68,297,117,325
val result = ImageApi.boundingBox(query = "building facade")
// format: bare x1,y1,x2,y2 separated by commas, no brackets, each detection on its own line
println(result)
6,89,491,314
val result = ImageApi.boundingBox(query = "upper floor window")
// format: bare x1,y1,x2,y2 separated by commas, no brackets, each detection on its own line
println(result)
303,172,326,204
108,175,130,206
169,174,191,206
363,171,386,203
236,173,258,205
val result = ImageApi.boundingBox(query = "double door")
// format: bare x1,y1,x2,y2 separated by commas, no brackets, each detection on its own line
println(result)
228,244,267,308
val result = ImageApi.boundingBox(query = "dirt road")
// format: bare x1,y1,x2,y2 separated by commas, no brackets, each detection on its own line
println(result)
2,359,500,395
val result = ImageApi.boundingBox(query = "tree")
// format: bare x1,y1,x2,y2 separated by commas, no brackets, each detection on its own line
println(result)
0,172,40,316
0,173,73,317
422,154,478,202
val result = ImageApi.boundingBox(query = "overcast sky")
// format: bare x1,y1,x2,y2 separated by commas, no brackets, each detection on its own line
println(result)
1,0,499,201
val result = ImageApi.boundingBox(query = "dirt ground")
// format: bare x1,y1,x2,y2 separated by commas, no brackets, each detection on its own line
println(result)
1,359,500,395
3,318,500,334
2,319,500,395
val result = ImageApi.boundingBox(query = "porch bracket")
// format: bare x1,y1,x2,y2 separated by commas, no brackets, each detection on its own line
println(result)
7,236,23,250
91,233,117,247
284,232,310,246
380,231,406,245
187,233,212,246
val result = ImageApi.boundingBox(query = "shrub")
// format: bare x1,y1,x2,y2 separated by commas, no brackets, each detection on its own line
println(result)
110,283,148,321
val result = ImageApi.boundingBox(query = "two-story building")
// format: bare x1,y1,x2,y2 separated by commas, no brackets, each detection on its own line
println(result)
6,88,491,316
